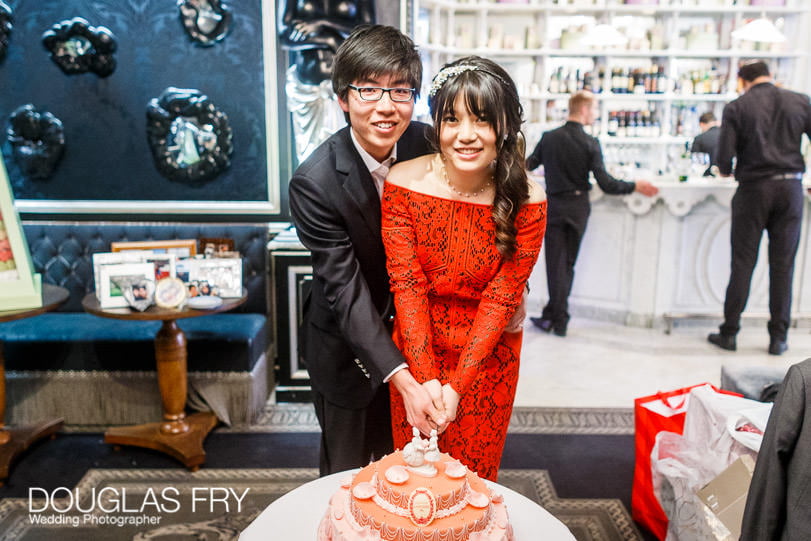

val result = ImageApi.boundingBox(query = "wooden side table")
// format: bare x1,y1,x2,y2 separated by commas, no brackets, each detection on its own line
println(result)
0,283,69,482
82,291,247,471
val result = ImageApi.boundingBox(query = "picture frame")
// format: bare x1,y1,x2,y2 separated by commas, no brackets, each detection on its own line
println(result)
0,155,41,310
198,237,236,258
92,251,177,292
111,239,197,258
97,262,156,308
176,257,243,298
4,0,281,217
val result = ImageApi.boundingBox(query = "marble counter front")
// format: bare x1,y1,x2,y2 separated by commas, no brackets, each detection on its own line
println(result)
526,176,811,329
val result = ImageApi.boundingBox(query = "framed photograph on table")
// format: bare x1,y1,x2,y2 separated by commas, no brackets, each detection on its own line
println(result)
97,262,156,308
111,239,197,258
176,258,242,298
0,156,41,310
198,237,236,258
144,253,177,280
93,251,177,289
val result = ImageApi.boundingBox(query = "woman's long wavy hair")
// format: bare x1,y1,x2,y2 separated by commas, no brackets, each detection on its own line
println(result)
428,56,528,259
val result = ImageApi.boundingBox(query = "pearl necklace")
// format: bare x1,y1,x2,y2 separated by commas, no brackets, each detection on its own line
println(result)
440,159,492,198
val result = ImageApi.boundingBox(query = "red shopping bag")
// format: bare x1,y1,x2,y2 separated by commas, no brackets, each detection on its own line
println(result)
631,383,741,539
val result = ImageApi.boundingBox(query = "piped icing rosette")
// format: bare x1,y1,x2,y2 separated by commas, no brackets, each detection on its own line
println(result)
318,450,514,541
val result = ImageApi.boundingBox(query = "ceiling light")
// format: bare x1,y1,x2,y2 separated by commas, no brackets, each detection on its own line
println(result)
731,17,786,43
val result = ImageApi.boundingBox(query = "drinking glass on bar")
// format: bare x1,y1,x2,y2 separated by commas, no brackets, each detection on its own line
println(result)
691,152,710,177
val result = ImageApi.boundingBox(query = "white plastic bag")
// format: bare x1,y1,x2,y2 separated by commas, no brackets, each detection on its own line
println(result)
651,385,769,541
726,404,772,452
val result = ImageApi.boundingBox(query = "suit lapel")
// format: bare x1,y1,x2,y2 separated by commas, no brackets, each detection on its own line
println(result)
335,129,382,236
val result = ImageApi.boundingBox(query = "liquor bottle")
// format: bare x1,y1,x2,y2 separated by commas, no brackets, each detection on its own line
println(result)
656,65,667,94
633,68,645,94
594,67,604,94
710,68,721,94
607,111,618,136
616,111,627,137
582,71,593,92
645,65,656,93
627,111,638,137
678,142,691,182
641,110,651,137
568,69,579,93
549,66,561,94
695,70,706,95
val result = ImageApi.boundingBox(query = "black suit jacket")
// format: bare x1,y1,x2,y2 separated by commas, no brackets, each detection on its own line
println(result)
740,358,811,540
288,122,431,408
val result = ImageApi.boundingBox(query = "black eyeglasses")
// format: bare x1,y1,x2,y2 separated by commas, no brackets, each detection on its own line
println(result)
348,85,416,103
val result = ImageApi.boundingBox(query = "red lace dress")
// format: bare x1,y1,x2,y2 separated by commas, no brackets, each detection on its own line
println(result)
382,183,547,481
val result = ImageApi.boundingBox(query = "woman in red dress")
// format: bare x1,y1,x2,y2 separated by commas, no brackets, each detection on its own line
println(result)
382,56,547,481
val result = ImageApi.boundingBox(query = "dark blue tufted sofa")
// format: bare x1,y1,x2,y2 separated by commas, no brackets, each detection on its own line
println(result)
0,222,272,427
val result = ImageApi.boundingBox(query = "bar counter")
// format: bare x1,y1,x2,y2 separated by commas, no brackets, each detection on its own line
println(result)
526,175,811,329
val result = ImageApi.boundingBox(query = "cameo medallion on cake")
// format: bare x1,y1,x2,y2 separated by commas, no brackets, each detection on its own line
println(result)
407,487,437,527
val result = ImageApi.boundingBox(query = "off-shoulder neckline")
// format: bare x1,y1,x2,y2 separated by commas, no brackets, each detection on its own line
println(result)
384,182,545,209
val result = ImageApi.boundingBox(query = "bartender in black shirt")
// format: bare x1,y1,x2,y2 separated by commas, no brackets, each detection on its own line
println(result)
526,90,658,336
691,111,720,176
708,61,811,356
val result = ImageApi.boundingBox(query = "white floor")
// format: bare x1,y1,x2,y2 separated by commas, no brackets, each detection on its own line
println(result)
514,316,808,409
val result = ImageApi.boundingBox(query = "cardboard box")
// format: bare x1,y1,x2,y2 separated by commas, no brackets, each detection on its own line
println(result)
697,455,756,540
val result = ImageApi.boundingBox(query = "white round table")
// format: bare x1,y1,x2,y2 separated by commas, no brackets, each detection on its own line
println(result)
240,469,575,540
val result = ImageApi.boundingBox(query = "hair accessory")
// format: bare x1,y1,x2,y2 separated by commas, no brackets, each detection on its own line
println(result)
428,64,479,97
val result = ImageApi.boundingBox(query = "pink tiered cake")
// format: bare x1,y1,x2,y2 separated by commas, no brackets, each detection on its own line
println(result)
318,431,513,541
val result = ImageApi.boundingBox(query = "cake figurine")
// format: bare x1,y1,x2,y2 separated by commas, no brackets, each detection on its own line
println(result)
317,429,514,541
424,430,441,463
403,428,439,477
402,427,427,467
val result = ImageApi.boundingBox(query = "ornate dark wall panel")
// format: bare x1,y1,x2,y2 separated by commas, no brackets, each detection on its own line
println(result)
0,0,274,215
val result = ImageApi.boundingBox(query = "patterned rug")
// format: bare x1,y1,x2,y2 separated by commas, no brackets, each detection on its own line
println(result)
0,467,642,541
211,403,635,436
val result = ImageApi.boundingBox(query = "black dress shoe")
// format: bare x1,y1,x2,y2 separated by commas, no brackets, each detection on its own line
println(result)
708,333,736,351
530,317,553,332
768,339,788,356
552,324,567,337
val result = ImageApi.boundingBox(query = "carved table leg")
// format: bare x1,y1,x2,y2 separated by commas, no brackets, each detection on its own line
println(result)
0,341,64,480
156,320,190,435
104,319,217,470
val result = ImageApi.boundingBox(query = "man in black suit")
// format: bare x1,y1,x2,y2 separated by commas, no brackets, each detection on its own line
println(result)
690,111,720,176
288,25,444,476
708,61,811,356
526,90,658,337
740,358,811,539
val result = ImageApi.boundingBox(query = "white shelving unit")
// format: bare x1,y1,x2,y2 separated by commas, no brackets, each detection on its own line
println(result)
403,0,811,176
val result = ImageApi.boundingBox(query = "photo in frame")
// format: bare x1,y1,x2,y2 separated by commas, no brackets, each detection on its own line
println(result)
97,262,155,308
0,155,41,310
92,251,177,292
176,257,242,298
198,237,236,258
111,239,197,258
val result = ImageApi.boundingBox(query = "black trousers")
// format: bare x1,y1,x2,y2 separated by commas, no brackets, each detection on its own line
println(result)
312,383,393,476
720,178,804,340
541,192,591,326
